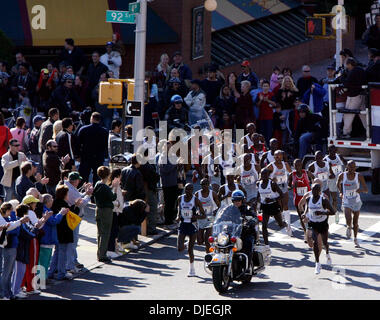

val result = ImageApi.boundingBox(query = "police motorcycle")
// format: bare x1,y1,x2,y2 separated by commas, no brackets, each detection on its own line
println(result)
204,191,271,293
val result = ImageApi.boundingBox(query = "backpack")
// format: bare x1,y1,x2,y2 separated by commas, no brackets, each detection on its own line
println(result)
26,127,40,155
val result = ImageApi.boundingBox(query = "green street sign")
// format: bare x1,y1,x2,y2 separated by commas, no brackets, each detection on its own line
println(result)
106,10,136,24
129,2,140,14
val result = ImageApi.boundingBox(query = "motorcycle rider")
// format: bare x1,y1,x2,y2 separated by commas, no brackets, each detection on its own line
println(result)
165,94,189,132
230,190,258,268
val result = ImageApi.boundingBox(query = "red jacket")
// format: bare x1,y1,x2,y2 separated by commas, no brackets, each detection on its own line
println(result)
0,126,12,157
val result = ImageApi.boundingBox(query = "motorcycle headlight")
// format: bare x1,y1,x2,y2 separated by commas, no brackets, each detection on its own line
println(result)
217,233,229,246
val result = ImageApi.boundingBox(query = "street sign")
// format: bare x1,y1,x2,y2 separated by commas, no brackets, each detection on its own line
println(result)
129,2,141,14
106,10,136,24
126,101,142,117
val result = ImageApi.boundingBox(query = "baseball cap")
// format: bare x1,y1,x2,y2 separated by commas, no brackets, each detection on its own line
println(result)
298,104,310,112
106,41,113,47
69,171,82,181
172,51,182,58
241,60,250,67
326,65,335,70
22,195,40,205
41,68,49,74
33,115,45,124
168,77,181,84
30,161,39,167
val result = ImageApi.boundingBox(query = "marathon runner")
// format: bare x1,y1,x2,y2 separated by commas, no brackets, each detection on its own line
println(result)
266,150,292,235
324,145,346,223
176,183,206,277
302,183,336,274
195,178,220,253
308,151,330,196
218,173,246,207
202,143,221,193
260,138,278,168
337,161,368,247
250,133,267,164
237,153,260,207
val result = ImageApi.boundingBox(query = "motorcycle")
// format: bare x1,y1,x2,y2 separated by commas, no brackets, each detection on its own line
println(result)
204,205,271,293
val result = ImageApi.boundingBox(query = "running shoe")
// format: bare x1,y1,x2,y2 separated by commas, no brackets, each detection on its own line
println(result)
315,262,321,274
14,292,27,299
326,254,332,266
354,238,360,247
335,212,340,224
107,251,121,259
188,265,196,277
346,227,352,239
26,289,41,295
286,223,292,237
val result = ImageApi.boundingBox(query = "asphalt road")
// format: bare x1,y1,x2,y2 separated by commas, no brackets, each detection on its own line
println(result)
30,195,380,300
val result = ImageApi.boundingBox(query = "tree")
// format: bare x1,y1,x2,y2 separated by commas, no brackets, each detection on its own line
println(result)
0,29,14,65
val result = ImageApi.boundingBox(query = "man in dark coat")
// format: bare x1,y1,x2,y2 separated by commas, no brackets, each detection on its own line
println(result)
55,117,76,170
87,51,108,92
77,112,109,184
121,155,145,202
59,38,87,75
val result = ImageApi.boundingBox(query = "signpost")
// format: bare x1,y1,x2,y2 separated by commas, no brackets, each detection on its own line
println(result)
106,10,136,24
129,2,141,14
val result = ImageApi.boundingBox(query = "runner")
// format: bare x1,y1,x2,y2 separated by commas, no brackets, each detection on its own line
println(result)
324,145,346,223
337,161,368,247
308,151,330,197
288,158,311,241
238,153,260,207
257,168,289,253
176,183,206,277
202,143,221,193
241,122,256,152
249,133,267,164
195,178,220,253
301,183,336,274
266,150,292,235
218,173,246,207
260,138,279,168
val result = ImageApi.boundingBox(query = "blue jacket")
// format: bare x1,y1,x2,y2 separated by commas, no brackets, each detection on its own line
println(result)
302,83,326,114
16,223,36,264
40,206,64,246
5,211,20,249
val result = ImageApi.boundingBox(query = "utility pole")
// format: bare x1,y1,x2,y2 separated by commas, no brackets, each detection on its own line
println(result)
132,0,147,153
335,0,344,69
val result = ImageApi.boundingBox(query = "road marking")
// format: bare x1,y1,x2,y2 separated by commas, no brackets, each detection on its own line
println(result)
328,223,345,234
357,221,380,243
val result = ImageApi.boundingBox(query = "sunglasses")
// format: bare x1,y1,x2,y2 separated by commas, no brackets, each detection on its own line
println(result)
303,70,311,73
11,144,20,147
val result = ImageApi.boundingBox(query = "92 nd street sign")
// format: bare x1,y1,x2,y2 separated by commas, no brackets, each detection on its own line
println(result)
106,10,136,24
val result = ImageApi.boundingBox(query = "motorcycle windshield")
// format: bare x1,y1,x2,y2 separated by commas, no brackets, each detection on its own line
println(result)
212,205,242,237
191,109,215,131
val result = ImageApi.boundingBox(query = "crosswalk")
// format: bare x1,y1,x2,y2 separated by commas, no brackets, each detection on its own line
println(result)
265,211,380,246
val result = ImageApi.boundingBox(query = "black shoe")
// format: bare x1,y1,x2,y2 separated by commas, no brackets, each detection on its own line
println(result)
98,257,112,264
147,230,159,236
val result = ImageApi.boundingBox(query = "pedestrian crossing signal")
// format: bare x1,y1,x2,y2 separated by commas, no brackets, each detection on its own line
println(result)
305,17,326,37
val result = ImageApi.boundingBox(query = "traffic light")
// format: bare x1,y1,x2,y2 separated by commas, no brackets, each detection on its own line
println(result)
305,17,326,37
99,81,123,105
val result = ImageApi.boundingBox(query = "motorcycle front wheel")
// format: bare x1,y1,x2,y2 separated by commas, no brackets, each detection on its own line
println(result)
212,265,230,293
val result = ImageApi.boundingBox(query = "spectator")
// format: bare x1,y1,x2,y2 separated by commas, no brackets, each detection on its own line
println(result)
0,112,13,198
111,32,126,57
11,62,34,99
25,115,45,171
87,51,108,92
35,68,56,114
64,171,92,272
158,141,178,226
366,48,380,82
302,83,327,115
219,112,234,130
165,95,189,131
257,80,276,145
320,65,336,103
362,14,380,50
297,65,318,98
55,117,76,170
270,66,281,91
184,79,207,126
282,67,293,79
0,73,13,112
273,104,286,148
121,154,145,202
39,108,60,154
16,162,48,202
233,80,254,129
272,74,283,96
100,42,122,79
59,38,86,75
38,194,68,284
52,120,63,140
108,119,122,158
237,60,259,89
250,78,264,120
118,199,149,250
43,140,68,196
168,51,192,88
11,53,34,76
93,166,118,263
1,139,27,201
215,85,235,120
49,74,84,118
341,58,367,138
10,118,27,152
156,53,170,102
200,66,223,108
48,185,80,280
163,77,187,116
78,112,109,184
295,105,324,159
92,74,114,130
74,75,89,107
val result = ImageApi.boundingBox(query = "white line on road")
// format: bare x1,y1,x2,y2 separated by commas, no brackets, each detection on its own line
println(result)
357,221,380,243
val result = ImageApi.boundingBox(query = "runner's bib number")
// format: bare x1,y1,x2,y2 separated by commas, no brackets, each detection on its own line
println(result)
317,172,328,181
345,190,358,199
181,208,193,223
297,187,308,196
242,176,255,185
275,175,287,184
332,165,342,175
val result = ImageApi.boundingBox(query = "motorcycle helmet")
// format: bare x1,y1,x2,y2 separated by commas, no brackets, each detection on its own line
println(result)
231,190,245,201
171,94,183,104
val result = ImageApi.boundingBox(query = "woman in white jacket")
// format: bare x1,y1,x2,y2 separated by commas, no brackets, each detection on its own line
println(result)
184,79,206,126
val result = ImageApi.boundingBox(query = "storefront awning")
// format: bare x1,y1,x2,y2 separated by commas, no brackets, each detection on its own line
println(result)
0,0,178,47
212,0,301,31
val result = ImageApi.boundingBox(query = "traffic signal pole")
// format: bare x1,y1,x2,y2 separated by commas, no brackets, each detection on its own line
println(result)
132,0,147,153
